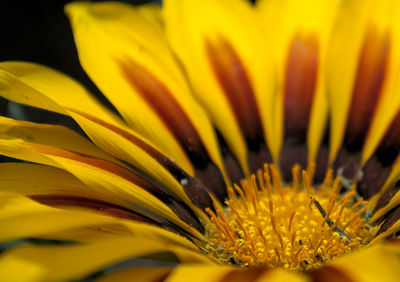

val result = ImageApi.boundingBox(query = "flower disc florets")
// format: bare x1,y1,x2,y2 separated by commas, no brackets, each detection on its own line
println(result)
205,164,373,271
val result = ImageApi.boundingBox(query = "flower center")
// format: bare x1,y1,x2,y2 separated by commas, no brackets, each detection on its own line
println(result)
204,164,374,271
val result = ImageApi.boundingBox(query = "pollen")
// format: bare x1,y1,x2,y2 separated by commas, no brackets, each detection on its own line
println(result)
204,164,374,271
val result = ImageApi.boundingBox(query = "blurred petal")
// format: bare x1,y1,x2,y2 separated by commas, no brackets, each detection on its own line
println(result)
0,237,212,282
96,267,172,282
162,265,307,282
311,241,400,282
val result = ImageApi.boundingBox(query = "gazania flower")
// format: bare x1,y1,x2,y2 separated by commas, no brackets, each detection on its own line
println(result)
2,0,400,280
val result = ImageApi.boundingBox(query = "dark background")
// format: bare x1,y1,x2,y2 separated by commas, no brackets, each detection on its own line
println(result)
0,0,154,163
0,0,154,119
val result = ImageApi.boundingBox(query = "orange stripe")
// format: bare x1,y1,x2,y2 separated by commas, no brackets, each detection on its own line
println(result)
26,143,204,233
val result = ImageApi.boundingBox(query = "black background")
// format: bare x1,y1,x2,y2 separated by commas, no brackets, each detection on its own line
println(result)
0,0,153,118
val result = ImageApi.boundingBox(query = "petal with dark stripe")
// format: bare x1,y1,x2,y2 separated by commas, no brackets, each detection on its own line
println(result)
65,2,229,200
165,0,276,176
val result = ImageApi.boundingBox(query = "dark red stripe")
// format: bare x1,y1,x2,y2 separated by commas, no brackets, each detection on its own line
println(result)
374,182,400,213
376,205,400,237
30,195,158,224
375,110,400,165
284,33,319,141
68,109,214,211
205,37,263,144
118,60,227,200
344,27,390,150
280,33,319,181
206,38,263,144
310,266,355,282
219,267,266,282
119,59,208,166
206,37,271,173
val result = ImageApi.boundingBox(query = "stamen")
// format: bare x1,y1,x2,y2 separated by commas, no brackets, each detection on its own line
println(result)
205,164,373,271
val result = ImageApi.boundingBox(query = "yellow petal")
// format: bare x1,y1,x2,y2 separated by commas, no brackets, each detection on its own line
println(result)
0,237,212,282
0,116,121,165
0,62,212,212
96,267,172,282
0,192,203,252
0,61,119,126
68,110,214,219
311,242,400,282
0,162,161,223
164,265,307,282
327,0,399,162
0,140,205,239
258,0,336,166
0,192,118,241
164,0,275,172
65,2,228,193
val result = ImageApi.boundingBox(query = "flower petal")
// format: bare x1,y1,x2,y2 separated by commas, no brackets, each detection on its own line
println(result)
65,2,228,199
0,139,204,238
0,63,215,213
0,192,120,242
0,237,211,282
160,265,307,282
0,163,165,227
164,0,275,174
96,267,172,282
311,241,400,282
327,0,400,163
258,0,336,180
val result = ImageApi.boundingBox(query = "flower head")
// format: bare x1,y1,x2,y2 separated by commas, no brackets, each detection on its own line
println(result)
1,0,400,281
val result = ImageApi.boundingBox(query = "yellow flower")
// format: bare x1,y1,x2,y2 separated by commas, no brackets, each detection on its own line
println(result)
1,0,400,281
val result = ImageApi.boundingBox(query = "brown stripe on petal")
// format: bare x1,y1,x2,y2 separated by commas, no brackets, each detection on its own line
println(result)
376,205,400,237
344,27,390,151
333,149,361,181
284,33,319,141
30,195,158,224
375,110,400,166
280,33,319,181
356,109,400,199
218,267,265,282
118,60,227,201
68,109,215,212
206,37,271,173
216,130,244,186
374,182,400,213
357,156,391,199
26,143,204,233
310,266,355,282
